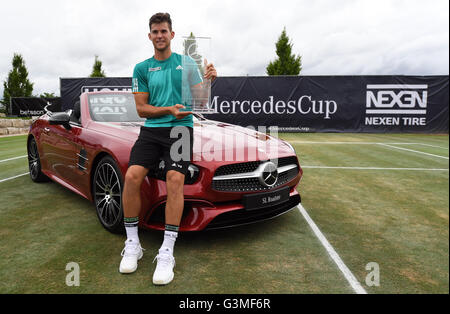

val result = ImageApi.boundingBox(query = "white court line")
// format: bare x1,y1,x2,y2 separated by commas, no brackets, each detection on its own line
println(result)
0,155,27,163
288,141,449,150
378,143,449,160
302,166,449,171
0,172,29,183
297,204,367,294
289,141,419,144
374,142,448,150
415,143,449,150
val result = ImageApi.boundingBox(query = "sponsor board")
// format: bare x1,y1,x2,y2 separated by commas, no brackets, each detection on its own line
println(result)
60,76,448,133
81,86,132,94
10,97,61,117
365,84,428,127
60,78,132,110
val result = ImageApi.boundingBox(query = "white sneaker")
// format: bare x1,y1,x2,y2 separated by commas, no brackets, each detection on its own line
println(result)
152,249,175,285
119,239,144,274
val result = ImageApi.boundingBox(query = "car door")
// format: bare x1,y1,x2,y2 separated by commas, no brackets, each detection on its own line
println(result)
64,122,92,196
37,119,55,174
44,123,81,186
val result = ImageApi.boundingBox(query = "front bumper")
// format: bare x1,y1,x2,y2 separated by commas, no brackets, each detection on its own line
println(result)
142,188,301,232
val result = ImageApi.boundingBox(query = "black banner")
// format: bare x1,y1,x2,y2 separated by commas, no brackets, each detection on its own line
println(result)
10,97,61,117
207,76,449,133
60,77,132,111
60,76,449,133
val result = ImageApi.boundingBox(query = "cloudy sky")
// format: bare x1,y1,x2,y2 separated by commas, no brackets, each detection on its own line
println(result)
0,0,448,97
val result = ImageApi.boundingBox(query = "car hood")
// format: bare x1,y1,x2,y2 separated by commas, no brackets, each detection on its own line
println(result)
89,119,294,160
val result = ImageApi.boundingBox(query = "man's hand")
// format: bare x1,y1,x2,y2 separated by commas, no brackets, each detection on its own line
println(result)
204,59,217,81
171,104,193,119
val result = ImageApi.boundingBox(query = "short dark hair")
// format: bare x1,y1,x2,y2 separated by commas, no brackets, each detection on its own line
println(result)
149,13,172,31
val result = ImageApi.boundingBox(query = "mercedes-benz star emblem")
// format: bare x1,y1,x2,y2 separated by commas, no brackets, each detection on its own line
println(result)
259,162,278,187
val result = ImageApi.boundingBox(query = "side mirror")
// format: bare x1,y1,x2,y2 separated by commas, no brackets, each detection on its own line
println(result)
49,112,71,130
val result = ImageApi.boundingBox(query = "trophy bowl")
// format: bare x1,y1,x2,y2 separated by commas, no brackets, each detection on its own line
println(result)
181,35,217,114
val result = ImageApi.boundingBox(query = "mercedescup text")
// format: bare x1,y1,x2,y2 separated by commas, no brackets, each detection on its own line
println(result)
210,95,338,119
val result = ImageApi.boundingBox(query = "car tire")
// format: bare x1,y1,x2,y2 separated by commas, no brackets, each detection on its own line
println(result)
93,155,125,234
27,137,49,182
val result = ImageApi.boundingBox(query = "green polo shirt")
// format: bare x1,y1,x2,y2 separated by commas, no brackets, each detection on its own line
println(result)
132,52,202,128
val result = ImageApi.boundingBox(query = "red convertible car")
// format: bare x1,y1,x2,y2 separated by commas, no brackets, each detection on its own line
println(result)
27,91,302,233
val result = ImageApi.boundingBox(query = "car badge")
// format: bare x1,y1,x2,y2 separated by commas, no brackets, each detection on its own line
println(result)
259,162,278,187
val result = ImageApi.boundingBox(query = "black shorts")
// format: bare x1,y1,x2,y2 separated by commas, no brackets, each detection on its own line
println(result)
128,126,194,176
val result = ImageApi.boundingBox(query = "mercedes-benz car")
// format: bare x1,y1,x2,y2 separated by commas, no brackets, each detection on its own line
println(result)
27,91,302,233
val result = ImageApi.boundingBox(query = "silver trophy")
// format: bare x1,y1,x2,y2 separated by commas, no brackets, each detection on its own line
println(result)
181,35,216,114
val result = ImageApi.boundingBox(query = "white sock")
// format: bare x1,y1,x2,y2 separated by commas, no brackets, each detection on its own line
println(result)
124,217,139,243
160,230,178,254
125,227,139,243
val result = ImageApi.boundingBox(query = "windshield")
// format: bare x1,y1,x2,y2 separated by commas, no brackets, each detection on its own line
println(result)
88,93,145,122
88,93,203,123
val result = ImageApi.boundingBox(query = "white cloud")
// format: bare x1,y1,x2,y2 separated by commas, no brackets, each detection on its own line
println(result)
0,0,448,97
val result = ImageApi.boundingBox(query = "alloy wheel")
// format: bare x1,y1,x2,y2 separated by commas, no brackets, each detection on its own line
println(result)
94,161,123,229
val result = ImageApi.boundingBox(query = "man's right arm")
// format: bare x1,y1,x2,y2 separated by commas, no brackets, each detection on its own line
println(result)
134,93,172,118
134,93,192,119
133,64,173,118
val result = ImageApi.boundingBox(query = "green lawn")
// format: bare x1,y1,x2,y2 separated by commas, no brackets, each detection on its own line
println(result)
0,133,448,293
281,133,449,294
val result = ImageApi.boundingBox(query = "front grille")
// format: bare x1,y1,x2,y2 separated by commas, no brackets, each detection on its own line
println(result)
277,156,298,168
211,156,299,192
214,160,261,176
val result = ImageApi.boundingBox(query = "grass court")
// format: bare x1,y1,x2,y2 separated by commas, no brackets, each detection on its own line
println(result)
0,133,448,293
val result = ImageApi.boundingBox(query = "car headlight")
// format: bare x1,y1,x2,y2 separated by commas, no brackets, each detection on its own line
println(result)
283,140,296,153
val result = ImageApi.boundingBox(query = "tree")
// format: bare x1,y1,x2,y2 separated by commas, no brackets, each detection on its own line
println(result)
39,92,57,98
89,55,106,77
266,27,302,75
2,53,34,115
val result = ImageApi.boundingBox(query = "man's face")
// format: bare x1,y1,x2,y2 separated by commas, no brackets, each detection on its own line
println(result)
148,22,174,52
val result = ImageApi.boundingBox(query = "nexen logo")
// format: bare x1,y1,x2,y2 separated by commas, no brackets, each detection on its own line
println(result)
366,84,428,115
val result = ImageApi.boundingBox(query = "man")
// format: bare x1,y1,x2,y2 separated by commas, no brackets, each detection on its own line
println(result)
119,12,217,285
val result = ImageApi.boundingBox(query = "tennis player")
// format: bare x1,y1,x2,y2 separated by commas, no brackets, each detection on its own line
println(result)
119,12,217,285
